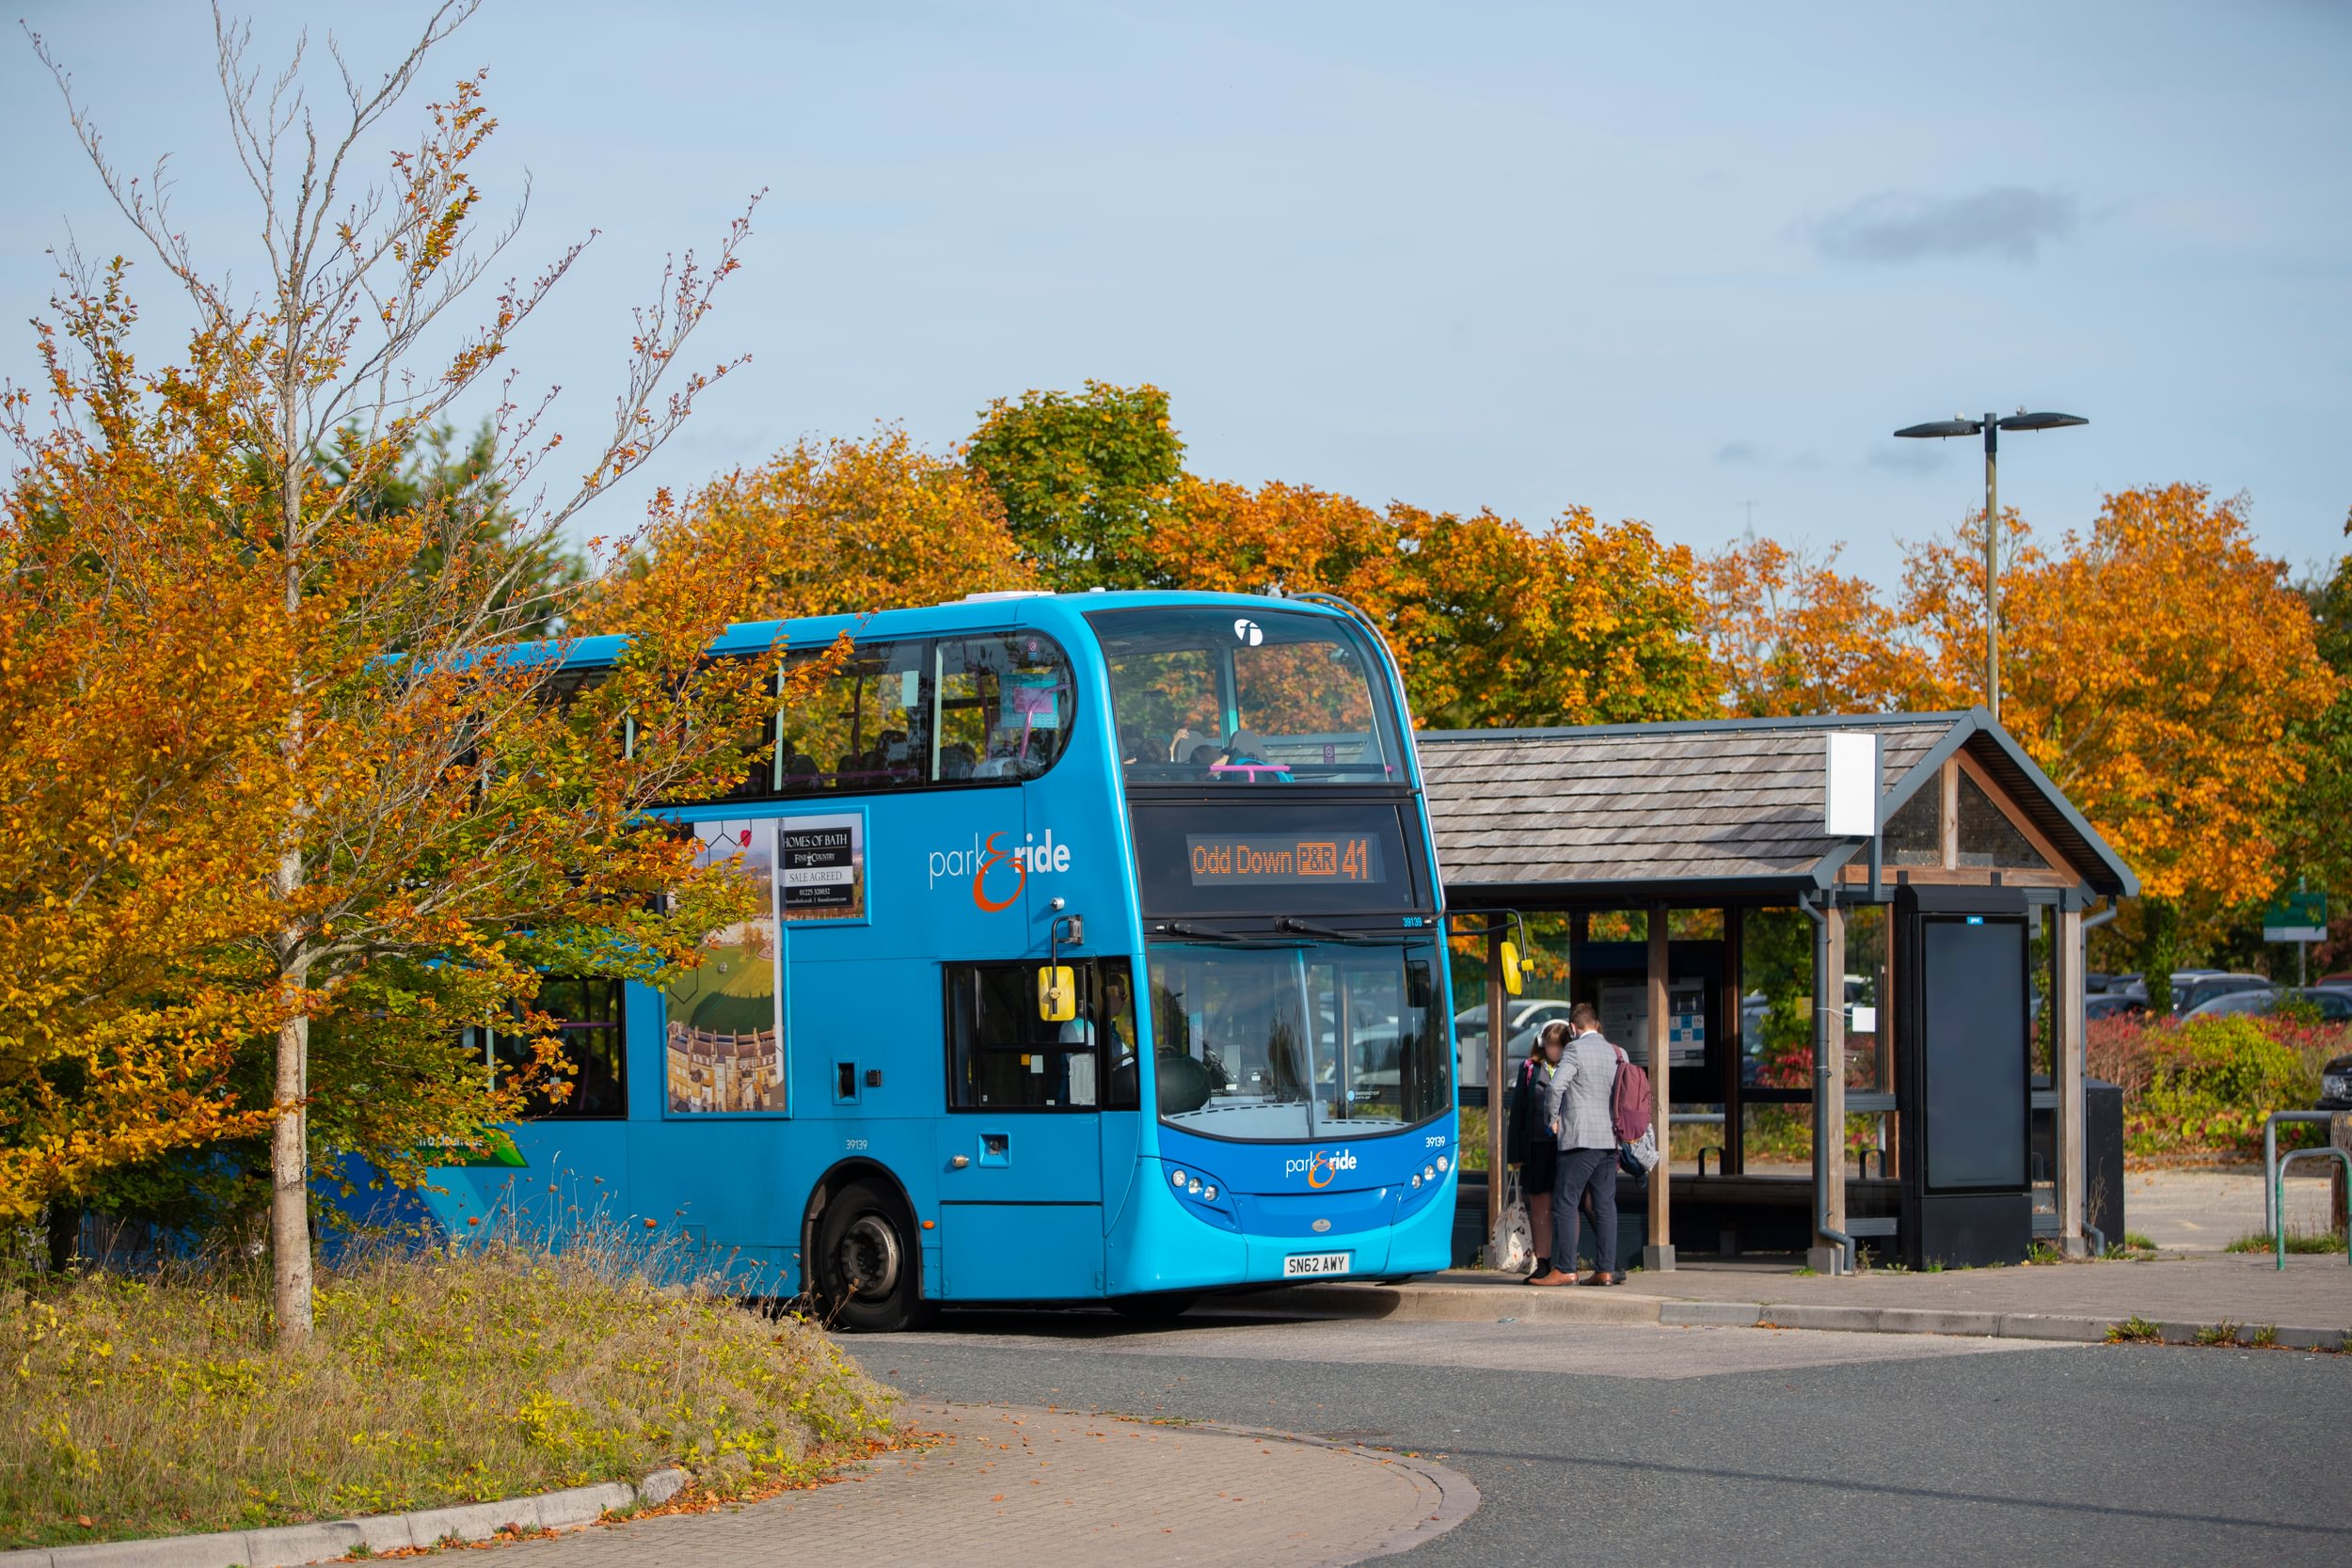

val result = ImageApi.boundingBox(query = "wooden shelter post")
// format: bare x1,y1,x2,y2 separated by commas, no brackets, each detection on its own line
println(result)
1486,924,1507,1240
1644,904,1675,1271
1722,906,1745,1177
2056,901,2087,1255
1810,904,1849,1271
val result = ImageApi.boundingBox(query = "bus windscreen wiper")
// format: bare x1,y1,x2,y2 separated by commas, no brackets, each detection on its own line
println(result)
1154,921,1303,947
1157,921,1245,943
1275,917,1407,944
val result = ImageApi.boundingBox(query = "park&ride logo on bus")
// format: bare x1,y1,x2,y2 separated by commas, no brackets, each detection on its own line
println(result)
928,829,1072,911
1285,1148,1359,1189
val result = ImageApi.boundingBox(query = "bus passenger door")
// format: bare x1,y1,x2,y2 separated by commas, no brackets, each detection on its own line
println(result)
936,962,1104,1301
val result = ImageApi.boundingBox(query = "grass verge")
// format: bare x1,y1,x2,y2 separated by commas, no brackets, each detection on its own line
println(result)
2222,1228,2349,1255
2,1228,896,1550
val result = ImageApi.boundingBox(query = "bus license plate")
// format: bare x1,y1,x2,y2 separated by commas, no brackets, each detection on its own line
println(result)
1283,1252,1352,1277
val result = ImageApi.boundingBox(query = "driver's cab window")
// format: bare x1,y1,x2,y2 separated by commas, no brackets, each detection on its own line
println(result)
945,959,1140,1111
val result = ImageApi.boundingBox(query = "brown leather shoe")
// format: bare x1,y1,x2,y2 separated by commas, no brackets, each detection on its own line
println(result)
1581,1272,1617,1287
1525,1269,1579,1287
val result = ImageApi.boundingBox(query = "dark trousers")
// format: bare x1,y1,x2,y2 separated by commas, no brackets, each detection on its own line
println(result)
1550,1146,1619,1274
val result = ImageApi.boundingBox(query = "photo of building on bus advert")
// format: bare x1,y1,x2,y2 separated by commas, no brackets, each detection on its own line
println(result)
665,818,785,1114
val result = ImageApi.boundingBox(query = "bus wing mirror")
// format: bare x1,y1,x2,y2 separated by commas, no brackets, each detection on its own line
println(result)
1500,941,1525,997
1038,965,1077,1023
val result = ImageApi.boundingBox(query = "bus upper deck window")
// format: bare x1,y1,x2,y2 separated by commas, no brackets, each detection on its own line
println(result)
778,640,932,794
934,634,1074,783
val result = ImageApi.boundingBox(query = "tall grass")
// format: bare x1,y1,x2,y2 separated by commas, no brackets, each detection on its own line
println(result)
1,1220,896,1550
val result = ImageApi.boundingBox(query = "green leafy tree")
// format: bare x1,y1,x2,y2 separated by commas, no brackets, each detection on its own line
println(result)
321,420,586,639
2293,511,2352,971
964,381,1184,590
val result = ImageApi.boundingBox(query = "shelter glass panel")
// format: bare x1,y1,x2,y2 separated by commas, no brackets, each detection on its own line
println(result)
1956,771,2046,870
1738,907,1814,1094
1882,786,1942,867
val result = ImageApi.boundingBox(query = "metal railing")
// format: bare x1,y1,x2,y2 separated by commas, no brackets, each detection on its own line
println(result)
2261,1110,2343,1240
2270,1147,2352,1271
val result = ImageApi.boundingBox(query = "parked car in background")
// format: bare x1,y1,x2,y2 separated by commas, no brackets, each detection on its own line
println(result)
2182,986,2352,1022
2172,973,2271,1015
2321,1050,2352,1111
2087,993,2148,1021
1453,998,1577,1088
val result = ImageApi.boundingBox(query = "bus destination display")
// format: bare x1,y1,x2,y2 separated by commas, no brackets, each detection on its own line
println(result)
1185,832,1385,886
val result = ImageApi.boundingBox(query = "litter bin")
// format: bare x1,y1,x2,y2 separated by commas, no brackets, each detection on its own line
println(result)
2086,1077,2123,1249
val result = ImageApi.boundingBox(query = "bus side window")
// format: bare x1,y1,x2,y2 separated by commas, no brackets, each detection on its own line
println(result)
946,961,1114,1110
780,640,931,793
475,976,628,1119
934,634,1073,783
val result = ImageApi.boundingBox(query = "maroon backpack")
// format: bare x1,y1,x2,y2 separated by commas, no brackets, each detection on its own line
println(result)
1611,1057,1653,1143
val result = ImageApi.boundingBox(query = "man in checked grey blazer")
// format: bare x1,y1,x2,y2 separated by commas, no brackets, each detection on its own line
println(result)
1527,1004,1625,1286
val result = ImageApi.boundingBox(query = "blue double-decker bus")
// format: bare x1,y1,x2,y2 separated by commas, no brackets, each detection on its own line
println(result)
423,591,1459,1330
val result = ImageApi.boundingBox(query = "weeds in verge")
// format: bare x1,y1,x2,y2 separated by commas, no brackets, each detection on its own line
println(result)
2,1218,896,1550
2222,1229,2348,1255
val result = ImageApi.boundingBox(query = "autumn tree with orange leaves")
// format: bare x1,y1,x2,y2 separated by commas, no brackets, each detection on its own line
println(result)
1699,535,1928,718
11,3,793,1346
1901,485,2340,987
1146,477,1717,729
586,426,1032,628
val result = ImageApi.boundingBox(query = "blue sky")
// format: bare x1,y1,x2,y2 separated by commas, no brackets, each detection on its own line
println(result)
6,1,2347,588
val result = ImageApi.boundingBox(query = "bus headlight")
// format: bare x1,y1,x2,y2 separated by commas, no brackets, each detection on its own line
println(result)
1423,1164,1437,1183
1188,1179,1203,1196
1409,1173,1422,1189
1171,1169,1188,1188
1436,1154,1449,1174
1201,1184,1216,1202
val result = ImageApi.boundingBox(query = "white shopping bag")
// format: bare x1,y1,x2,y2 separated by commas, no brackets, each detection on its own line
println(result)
1625,1127,1661,1172
1489,1170,1536,1275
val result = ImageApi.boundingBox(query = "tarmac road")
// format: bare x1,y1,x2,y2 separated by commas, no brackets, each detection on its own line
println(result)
872,1308,2352,1567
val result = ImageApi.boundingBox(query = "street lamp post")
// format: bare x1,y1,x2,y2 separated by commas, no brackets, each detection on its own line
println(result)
1892,410,2087,722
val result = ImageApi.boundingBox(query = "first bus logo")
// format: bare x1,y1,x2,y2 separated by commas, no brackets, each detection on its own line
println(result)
1285,1149,1359,1188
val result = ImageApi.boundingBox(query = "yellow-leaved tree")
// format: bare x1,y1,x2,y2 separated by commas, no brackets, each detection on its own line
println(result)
584,426,1032,628
1698,535,1929,718
1147,478,1717,728
13,4,796,1346
1901,484,2340,980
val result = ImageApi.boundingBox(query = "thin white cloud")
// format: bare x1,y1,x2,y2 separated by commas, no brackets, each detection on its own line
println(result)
1816,186,2080,264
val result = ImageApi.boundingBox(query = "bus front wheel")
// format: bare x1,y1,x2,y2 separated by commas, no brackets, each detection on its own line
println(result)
814,1180,931,1333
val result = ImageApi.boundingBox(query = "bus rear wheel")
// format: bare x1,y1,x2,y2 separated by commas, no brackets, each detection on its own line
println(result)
814,1180,931,1333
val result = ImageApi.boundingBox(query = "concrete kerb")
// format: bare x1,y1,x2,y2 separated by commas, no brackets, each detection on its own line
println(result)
3,1468,688,1568
1203,1280,2346,1351
1096,1413,1482,1567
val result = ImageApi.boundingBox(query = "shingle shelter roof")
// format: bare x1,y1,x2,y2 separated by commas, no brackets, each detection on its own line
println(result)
1418,708,2136,905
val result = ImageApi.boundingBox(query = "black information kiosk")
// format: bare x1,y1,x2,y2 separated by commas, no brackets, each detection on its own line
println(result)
1896,885,2033,1268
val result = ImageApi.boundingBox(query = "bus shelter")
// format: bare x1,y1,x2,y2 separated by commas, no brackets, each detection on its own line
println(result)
1423,709,2137,1273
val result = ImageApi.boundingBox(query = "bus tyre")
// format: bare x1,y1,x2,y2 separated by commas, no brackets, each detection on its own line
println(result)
815,1180,930,1334
1110,1291,1199,1323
